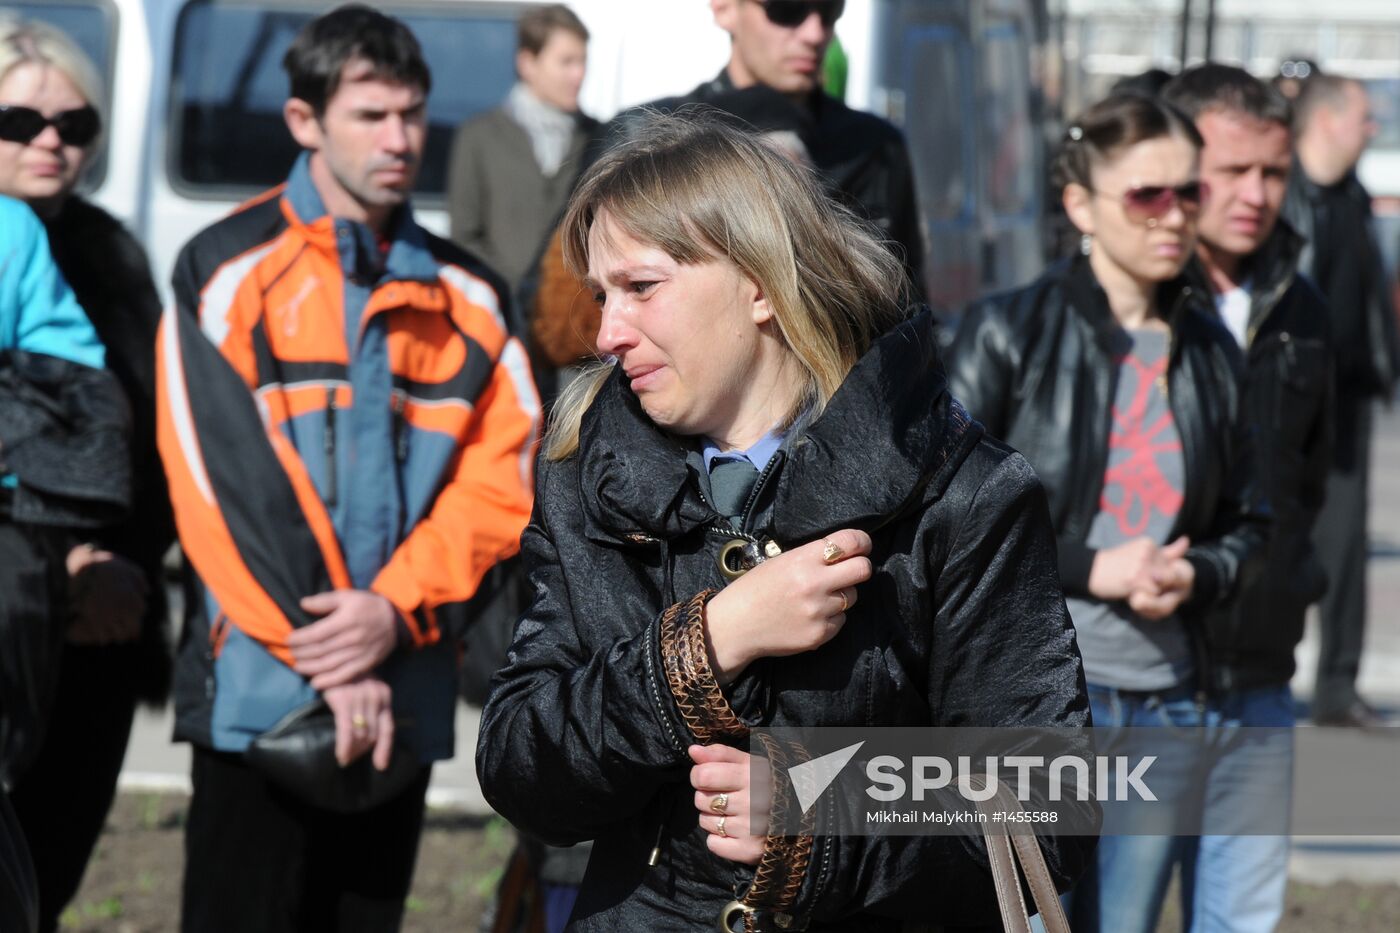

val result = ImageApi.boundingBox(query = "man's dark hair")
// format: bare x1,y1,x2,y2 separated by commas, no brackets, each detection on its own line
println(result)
1293,72,1363,134
1111,68,1175,98
283,4,431,113
1052,92,1203,191
1162,63,1292,128
517,4,588,56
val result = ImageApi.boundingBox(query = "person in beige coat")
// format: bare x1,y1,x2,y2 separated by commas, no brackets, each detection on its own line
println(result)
447,4,597,290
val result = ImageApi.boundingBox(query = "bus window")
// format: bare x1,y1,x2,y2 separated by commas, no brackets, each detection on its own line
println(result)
8,0,116,190
902,25,972,223
980,23,1035,218
169,0,518,202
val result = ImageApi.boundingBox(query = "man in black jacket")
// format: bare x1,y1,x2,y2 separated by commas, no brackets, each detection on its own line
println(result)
592,0,924,300
1164,64,1331,930
1282,73,1399,728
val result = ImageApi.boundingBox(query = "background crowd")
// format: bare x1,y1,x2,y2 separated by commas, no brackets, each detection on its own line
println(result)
0,1,1395,932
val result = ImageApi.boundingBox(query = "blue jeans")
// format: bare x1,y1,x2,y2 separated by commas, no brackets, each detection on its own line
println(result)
1179,686,1294,933
1066,683,1294,933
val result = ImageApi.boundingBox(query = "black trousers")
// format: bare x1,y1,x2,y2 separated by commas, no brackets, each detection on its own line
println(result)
8,644,138,932
182,746,431,933
0,522,68,788
1312,392,1374,718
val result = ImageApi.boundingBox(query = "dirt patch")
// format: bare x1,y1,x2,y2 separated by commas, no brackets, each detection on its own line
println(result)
59,793,1400,931
62,793,512,932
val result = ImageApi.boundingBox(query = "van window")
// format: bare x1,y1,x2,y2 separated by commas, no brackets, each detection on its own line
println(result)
902,25,972,223
980,23,1035,217
170,0,518,202
8,0,116,190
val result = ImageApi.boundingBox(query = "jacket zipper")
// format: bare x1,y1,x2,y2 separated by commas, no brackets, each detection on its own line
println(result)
392,391,408,463
324,386,338,507
739,451,784,536
644,455,785,869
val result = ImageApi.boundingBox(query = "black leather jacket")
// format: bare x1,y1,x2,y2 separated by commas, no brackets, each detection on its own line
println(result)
1282,165,1400,398
1181,222,1332,692
947,258,1268,690
478,313,1095,931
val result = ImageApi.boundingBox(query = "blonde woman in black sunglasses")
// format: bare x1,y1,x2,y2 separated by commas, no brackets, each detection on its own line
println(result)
0,18,175,933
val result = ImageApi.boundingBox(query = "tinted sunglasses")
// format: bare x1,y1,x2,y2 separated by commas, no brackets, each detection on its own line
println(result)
0,104,101,147
758,0,845,29
1096,180,1209,226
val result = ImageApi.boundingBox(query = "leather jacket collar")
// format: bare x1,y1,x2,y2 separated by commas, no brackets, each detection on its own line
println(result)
575,310,979,546
1058,255,1202,350
1180,219,1306,346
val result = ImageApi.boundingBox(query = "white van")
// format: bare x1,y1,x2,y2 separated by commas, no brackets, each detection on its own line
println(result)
16,0,1049,311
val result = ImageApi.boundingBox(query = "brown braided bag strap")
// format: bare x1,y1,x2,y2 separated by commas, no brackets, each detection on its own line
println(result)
656,592,816,930
736,733,816,931
658,590,748,744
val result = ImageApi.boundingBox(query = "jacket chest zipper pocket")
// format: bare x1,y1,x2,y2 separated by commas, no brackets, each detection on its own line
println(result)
392,391,408,463
324,387,338,507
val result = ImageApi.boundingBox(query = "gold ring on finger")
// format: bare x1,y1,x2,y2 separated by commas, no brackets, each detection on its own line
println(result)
839,590,850,613
352,713,368,732
822,538,846,563
710,793,728,815
716,816,728,838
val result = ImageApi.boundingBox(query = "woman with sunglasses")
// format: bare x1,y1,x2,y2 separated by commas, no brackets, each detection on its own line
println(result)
0,20,174,933
947,92,1267,932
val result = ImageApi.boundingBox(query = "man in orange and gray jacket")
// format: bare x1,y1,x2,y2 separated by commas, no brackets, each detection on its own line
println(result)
155,7,539,929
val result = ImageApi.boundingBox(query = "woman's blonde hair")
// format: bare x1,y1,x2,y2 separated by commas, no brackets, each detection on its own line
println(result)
544,111,909,461
0,16,105,138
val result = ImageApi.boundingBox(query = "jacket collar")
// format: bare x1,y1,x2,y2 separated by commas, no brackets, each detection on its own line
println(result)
1180,218,1305,340
1059,254,1203,348
706,68,828,124
281,152,440,285
574,309,981,546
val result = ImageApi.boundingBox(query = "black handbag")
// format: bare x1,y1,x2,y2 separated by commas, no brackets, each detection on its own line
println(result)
244,700,423,814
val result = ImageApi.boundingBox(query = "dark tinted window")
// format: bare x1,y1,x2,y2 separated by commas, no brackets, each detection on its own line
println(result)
170,0,518,200
9,0,115,189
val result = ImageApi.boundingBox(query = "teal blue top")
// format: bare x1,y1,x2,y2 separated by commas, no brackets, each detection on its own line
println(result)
0,195,104,367
1,195,105,487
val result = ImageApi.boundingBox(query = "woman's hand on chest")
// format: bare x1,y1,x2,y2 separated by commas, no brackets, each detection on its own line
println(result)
704,528,873,685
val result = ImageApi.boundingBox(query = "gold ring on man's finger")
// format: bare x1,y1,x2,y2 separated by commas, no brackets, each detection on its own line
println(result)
352,713,369,733
710,793,728,815
716,816,728,838
822,538,846,563
839,590,850,613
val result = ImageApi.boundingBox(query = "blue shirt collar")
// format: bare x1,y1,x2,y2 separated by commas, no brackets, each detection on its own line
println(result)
702,428,785,474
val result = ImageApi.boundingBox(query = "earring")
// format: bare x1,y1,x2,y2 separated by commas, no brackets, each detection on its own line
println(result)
1080,233,1093,256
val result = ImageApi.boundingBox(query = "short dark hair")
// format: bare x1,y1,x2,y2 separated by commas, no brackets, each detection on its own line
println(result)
517,4,588,56
1163,63,1292,128
1111,68,1175,98
1053,92,1204,191
283,4,431,114
1293,73,1363,133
